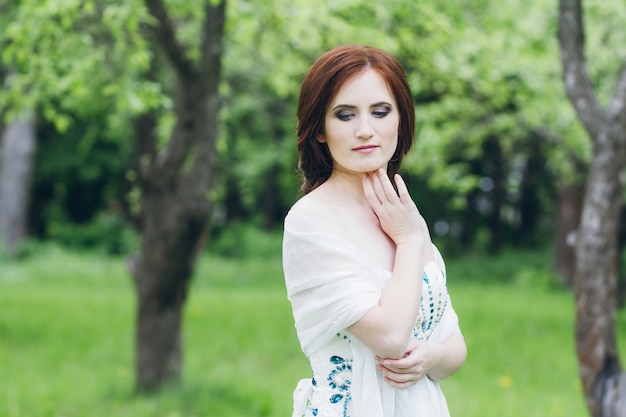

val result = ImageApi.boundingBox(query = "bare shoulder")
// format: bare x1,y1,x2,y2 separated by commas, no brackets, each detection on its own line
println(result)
290,185,339,225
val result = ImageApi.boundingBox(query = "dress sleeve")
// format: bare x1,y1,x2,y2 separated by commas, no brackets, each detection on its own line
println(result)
282,210,387,355
430,295,462,343
429,244,463,343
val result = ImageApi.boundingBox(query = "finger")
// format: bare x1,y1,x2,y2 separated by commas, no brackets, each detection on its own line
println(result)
383,377,419,389
370,170,389,203
394,174,411,203
380,363,414,374
384,358,429,375
362,173,382,208
377,365,409,380
381,356,415,370
378,366,421,385
376,169,401,203
376,352,415,369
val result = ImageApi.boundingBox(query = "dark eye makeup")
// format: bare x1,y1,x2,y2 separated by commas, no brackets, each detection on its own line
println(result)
372,107,391,118
335,111,355,121
332,103,393,121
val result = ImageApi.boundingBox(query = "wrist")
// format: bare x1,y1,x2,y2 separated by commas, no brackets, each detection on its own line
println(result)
394,237,423,248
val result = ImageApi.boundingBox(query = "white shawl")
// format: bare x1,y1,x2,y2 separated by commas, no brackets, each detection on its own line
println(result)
283,210,461,417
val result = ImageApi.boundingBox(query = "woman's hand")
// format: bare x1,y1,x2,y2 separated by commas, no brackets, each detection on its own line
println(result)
375,341,441,388
351,169,430,358
376,334,467,388
361,169,425,246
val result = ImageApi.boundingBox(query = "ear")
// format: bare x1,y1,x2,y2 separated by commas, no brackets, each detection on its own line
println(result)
317,133,326,143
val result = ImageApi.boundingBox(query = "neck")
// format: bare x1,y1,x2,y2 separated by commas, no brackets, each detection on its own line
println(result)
323,170,370,206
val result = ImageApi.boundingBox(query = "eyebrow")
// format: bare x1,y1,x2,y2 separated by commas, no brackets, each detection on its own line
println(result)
331,101,393,111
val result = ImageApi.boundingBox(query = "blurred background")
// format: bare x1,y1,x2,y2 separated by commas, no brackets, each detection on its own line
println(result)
1,0,625,416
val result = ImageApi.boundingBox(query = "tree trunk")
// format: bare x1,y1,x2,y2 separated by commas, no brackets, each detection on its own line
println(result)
131,0,226,391
518,132,547,247
553,183,583,287
483,136,506,254
618,206,626,308
134,184,206,389
0,110,36,256
558,0,626,415
574,130,625,416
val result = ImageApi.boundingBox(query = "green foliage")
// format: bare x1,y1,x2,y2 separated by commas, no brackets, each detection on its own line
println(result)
206,222,283,260
217,0,617,249
1,0,166,250
2,0,625,250
27,114,134,252
46,213,138,255
446,245,561,289
583,0,626,105
401,0,590,185
0,0,160,126
1,244,625,416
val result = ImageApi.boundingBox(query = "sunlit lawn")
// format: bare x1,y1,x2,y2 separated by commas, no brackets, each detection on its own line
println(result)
1,243,625,417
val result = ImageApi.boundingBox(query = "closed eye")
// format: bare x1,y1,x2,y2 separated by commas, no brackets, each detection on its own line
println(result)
372,108,391,118
335,110,355,121
332,102,393,121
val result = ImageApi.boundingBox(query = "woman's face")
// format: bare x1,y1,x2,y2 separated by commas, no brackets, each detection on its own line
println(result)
319,69,399,176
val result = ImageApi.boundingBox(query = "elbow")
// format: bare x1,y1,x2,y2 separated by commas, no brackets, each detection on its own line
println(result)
428,334,468,381
453,335,468,368
375,333,412,359
445,341,467,376
348,310,416,358
458,340,468,369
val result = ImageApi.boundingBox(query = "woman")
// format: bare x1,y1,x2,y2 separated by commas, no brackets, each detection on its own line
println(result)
283,45,466,417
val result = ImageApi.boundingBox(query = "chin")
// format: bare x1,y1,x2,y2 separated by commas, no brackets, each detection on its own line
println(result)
368,163,389,172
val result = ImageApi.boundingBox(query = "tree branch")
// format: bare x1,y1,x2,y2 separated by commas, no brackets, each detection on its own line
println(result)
182,0,226,194
557,0,606,136
143,0,198,180
144,0,194,79
524,122,587,173
198,0,226,94
609,63,626,120
144,0,226,186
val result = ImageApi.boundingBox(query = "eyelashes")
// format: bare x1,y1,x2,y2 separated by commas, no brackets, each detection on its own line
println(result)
334,107,392,121
372,109,391,118
335,111,354,121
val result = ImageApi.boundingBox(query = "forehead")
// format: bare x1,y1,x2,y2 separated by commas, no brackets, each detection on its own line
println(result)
330,69,396,105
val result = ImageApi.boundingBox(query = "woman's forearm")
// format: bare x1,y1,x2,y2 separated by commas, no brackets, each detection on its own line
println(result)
349,240,424,358
427,334,467,381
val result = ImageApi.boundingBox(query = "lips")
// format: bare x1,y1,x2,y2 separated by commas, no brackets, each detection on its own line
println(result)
353,145,379,153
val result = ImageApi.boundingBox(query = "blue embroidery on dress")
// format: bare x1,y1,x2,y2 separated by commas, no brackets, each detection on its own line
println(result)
326,355,352,417
413,270,449,340
304,266,450,417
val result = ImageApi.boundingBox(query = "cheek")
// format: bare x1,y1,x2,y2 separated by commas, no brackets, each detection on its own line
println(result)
387,120,400,150
324,121,349,142
385,120,400,139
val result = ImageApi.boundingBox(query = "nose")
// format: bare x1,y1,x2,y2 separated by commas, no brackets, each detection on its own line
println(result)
356,117,374,139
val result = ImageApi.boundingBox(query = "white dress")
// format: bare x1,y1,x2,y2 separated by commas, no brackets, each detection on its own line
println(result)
283,210,462,417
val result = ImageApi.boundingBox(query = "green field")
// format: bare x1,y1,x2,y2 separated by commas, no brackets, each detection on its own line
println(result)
1,243,625,417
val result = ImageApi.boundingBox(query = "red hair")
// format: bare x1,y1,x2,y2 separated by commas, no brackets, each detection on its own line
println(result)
296,44,415,194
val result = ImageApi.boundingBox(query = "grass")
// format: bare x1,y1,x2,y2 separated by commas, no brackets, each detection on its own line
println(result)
1,241,625,417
